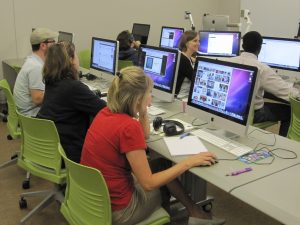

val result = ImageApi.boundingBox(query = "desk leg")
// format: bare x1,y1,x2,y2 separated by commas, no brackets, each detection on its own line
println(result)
181,171,214,212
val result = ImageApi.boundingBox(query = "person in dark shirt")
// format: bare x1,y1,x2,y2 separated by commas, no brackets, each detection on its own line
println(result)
116,30,141,65
37,41,106,162
175,30,199,96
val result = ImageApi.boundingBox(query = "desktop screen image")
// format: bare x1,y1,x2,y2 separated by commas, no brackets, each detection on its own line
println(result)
132,23,150,45
159,26,184,49
58,31,74,43
258,37,300,71
138,46,180,101
188,57,257,130
90,37,118,76
198,31,241,57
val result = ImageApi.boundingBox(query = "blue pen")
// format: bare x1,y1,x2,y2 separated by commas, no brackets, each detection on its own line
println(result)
179,132,190,139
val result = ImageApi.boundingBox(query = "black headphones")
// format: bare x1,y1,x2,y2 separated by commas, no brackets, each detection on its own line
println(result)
153,117,185,136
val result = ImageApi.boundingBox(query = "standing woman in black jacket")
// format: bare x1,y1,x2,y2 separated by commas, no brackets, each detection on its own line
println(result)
37,42,106,162
175,30,200,97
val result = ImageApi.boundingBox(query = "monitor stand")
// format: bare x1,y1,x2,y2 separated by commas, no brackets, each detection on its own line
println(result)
204,126,239,140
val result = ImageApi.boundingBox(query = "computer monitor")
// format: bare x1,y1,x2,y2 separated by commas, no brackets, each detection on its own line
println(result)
159,26,184,50
58,31,74,43
187,57,258,138
132,23,151,45
202,14,229,31
198,31,241,57
258,36,300,72
90,37,119,82
138,45,181,102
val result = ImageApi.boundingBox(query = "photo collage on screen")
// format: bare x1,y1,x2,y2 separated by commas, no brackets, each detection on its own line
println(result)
192,64,232,111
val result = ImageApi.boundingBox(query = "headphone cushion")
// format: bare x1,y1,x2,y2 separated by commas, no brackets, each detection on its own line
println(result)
153,117,163,131
163,120,185,136
163,122,178,136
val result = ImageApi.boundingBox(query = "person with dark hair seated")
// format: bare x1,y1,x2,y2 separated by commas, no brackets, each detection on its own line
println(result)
228,31,300,137
37,42,106,162
116,30,140,65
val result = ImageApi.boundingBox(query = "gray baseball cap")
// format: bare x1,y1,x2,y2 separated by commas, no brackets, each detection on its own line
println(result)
30,28,59,45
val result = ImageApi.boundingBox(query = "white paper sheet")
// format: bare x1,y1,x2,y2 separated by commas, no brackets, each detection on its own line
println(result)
163,136,207,156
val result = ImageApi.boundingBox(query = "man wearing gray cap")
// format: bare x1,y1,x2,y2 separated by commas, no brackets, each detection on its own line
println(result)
14,27,58,117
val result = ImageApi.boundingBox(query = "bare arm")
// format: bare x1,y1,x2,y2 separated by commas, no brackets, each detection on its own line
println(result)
30,89,44,105
126,150,217,191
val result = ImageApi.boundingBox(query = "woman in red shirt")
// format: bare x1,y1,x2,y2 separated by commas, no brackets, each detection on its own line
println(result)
81,66,224,225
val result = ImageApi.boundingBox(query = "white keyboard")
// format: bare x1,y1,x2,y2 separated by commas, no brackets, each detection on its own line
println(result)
191,129,253,157
148,106,166,116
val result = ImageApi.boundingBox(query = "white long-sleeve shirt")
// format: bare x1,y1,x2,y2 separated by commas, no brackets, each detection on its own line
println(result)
227,52,299,110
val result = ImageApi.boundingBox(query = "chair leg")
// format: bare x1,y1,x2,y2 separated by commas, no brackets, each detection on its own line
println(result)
0,156,17,169
20,192,55,225
22,172,31,189
19,185,64,225
20,189,53,198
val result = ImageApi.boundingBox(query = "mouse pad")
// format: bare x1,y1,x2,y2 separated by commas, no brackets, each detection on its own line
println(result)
239,149,271,164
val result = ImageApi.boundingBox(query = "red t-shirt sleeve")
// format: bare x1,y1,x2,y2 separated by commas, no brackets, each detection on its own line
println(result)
119,120,147,153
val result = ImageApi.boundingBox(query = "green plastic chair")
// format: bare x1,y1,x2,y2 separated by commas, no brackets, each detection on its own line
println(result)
17,111,66,225
118,60,134,71
78,49,91,69
254,121,277,130
287,96,300,141
248,103,277,131
0,79,20,140
59,147,170,225
0,79,21,169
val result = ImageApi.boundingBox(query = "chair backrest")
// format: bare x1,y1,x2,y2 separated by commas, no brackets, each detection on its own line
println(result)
79,49,91,69
59,147,112,225
17,111,65,184
118,60,134,71
288,96,300,141
0,79,20,139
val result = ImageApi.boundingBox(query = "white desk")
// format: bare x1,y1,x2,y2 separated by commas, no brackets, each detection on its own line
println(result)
147,100,300,224
231,163,300,225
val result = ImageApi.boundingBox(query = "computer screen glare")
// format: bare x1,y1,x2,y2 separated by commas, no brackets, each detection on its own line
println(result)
258,37,300,71
138,45,180,102
90,37,118,79
187,57,258,136
198,31,241,57
159,26,184,49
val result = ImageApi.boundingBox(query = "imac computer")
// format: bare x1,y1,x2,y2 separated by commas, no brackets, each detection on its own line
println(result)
132,23,151,45
202,14,229,31
58,31,74,43
198,31,241,57
258,37,300,78
138,45,181,102
159,26,184,50
187,57,258,138
90,37,119,82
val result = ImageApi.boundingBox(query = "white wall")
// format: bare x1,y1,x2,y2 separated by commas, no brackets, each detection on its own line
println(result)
241,0,300,38
0,0,17,102
11,0,221,57
0,0,242,82
218,0,241,23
